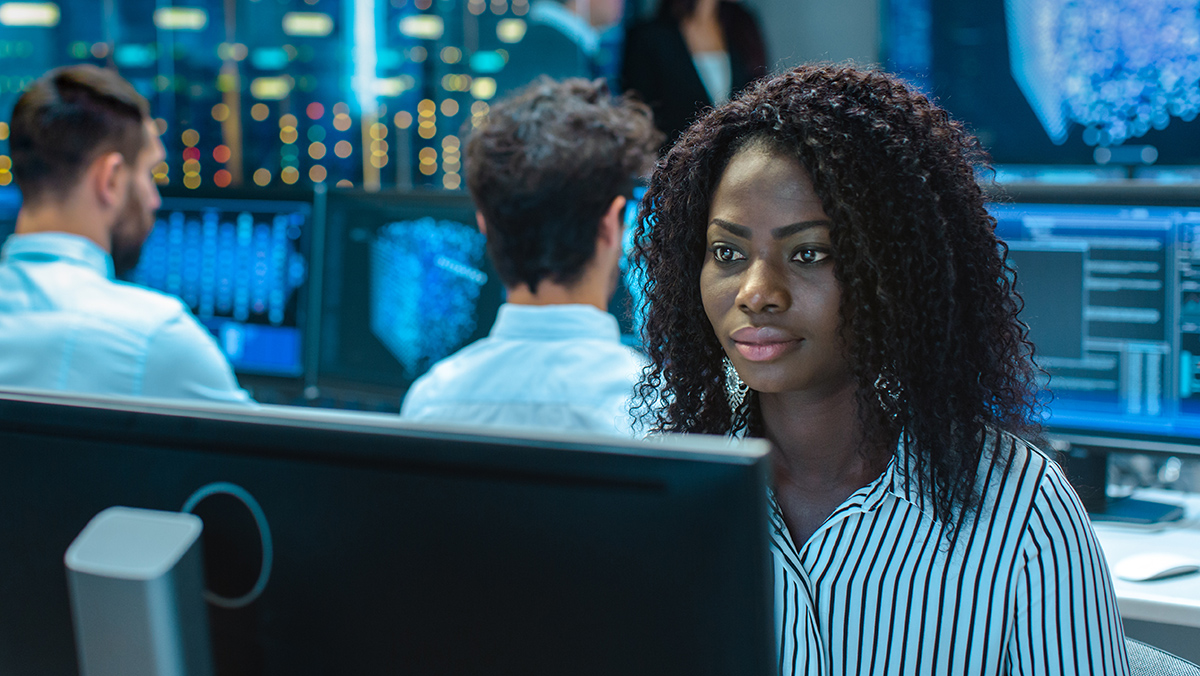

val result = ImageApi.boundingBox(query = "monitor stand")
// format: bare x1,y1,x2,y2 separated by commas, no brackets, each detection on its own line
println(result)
1058,445,1186,525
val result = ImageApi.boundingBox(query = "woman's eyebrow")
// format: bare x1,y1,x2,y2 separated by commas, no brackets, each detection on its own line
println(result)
709,218,832,239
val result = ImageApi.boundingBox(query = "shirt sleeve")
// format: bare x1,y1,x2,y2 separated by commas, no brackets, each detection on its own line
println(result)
140,313,254,405
1007,464,1130,676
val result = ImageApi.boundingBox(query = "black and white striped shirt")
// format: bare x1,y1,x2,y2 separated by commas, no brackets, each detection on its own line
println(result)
771,434,1130,675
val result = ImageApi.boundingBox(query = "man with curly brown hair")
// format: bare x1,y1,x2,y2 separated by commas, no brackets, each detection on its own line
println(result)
400,77,661,435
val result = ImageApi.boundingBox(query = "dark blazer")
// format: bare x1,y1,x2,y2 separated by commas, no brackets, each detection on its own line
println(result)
621,2,767,149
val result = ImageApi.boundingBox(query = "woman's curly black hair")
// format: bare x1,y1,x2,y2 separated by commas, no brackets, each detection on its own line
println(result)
632,64,1041,525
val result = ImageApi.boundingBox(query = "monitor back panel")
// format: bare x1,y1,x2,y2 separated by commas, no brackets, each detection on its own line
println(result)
0,394,774,676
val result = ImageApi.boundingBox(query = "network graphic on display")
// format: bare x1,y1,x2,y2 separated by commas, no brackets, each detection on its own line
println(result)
131,209,308,325
1006,0,1200,147
370,217,488,376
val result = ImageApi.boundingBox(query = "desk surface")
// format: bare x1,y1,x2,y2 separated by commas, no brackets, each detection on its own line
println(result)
1093,488,1200,628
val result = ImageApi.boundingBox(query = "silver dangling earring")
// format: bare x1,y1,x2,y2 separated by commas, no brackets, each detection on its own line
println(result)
874,371,902,418
724,356,749,411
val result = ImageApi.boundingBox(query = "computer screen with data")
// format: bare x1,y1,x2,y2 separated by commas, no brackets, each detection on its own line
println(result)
124,189,313,378
318,190,504,397
995,184,1200,448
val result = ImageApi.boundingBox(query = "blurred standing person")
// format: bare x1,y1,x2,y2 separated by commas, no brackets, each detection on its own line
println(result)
494,0,627,98
621,0,767,149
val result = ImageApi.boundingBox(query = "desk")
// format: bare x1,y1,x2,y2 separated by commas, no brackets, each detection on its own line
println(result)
1093,489,1200,662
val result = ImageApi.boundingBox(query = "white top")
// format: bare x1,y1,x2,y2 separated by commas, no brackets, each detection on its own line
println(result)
692,51,733,105
772,434,1130,675
0,232,251,403
400,303,644,436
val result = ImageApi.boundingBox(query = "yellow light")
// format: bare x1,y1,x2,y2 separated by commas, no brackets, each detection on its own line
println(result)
440,46,461,64
471,101,489,116
418,148,437,163
443,173,462,190
334,140,353,158
370,140,389,154
183,159,201,173
440,99,459,117
154,118,168,135
443,160,461,173
181,129,200,147
309,165,327,182
409,46,427,63
183,174,201,189
279,114,298,128
399,15,444,40
491,0,508,15
308,142,326,159
253,168,272,186
216,73,237,93
0,156,9,171
0,122,8,140
153,7,207,31
468,1,485,15
211,103,230,122
418,125,436,139
419,163,437,176
153,161,168,176
250,77,292,100
282,11,333,37
513,1,528,15
251,103,269,122
333,114,352,132
442,135,461,150
394,111,413,129
471,77,497,100
0,3,60,27
217,42,248,61
369,123,388,140
280,126,298,144
417,99,436,115
281,167,300,185
0,171,13,186
370,154,388,168
336,179,353,188
333,102,350,116
496,19,526,44
375,75,417,97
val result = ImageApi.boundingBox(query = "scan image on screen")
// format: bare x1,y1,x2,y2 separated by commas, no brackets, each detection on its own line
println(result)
369,217,489,375
125,196,311,377
1006,0,1200,148
319,191,504,400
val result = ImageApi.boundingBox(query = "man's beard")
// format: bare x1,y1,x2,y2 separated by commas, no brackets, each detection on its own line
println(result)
110,185,154,277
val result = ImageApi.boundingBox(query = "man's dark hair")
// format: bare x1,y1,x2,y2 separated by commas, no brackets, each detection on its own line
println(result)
465,77,661,292
10,64,151,205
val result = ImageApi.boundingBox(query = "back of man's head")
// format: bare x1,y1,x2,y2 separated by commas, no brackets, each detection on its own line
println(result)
10,64,150,206
466,77,660,293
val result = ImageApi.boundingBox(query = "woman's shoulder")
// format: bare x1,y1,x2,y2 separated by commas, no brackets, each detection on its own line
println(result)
977,432,1093,540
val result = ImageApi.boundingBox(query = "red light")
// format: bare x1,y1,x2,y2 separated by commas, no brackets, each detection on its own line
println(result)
214,169,232,188
213,145,231,163
182,147,201,161
306,102,325,120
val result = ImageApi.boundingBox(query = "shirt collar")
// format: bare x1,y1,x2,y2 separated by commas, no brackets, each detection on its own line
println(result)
1,232,115,280
489,302,622,342
529,0,600,55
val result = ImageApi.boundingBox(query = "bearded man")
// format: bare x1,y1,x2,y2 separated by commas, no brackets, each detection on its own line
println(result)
0,65,250,403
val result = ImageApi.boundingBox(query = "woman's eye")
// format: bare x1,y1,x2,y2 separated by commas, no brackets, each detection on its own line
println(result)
711,245,744,263
793,248,830,264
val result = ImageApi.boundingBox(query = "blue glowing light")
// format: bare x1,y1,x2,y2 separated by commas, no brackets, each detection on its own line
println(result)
370,218,488,376
1006,0,1200,146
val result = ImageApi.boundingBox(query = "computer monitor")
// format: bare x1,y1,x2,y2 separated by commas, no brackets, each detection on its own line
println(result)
317,189,505,404
0,388,775,675
0,185,19,243
124,187,315,379
993,184,1199,441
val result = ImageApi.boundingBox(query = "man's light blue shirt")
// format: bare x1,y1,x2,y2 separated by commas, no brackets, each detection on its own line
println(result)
0,232,251,403
400,303,644,436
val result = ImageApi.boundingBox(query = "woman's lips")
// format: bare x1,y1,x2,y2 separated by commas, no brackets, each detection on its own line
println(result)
730,327,801,362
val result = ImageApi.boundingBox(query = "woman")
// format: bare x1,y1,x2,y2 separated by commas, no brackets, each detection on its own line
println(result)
633,65,1129,675
621,0,766,149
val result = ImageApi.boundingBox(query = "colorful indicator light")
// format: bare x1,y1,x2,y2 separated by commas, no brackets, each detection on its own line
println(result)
282,11,334,37
153,7,207,31
0,3,60,27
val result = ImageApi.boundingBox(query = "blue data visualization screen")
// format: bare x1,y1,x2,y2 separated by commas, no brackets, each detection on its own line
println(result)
126,194,312,378
994,187,1200,443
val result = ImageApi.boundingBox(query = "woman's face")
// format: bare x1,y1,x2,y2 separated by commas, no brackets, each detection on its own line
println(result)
700,146,853,397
